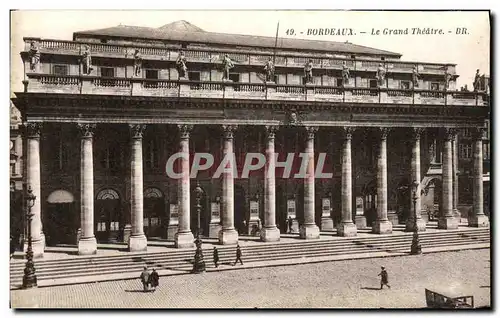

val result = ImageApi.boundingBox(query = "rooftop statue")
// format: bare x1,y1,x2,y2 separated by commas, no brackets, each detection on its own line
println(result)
222,54,234,81
264,57,275,82
342,61,350,85
376,63,386,87
29,41,40,72
412,65,421,88
81,45,93,75
304,60,313,84
133,49,142,77
176,51,188,79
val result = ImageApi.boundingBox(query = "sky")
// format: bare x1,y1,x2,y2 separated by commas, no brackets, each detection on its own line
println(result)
10,10,490,93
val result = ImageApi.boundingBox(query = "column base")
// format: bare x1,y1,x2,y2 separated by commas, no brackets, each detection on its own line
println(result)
260,226,280,242
337,222,357,237
320,217,334,231
468,214,489,227
32,239,45,258
123,224,132,244
372,220,393,234
167,225,178,240
78,237,97,255
175,231,194,248
218,228,239,245
437,216,459,230
405,218,427,232
128,234,148,252
299,224,320,239
355,215,367,229
208,223,222,239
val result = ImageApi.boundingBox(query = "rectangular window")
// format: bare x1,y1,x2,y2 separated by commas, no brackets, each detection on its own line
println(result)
145,138,159,170
462,128,471,137
273,75,279,84
188,71,200,81
97,222,106,232
369,79,378,88
336,78,343,87
145,69,159,80
229,73,240,83
110,222,120,231
459,143,473,159
430,82,440,91
100,67,115,78
150,218,159,226
53,65,68,76
400,81,410,90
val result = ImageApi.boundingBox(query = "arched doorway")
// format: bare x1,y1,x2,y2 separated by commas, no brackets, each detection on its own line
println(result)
95,188,122,243
421,177,442,221
190,183,209,236
46,190,76,246
144,188,165,238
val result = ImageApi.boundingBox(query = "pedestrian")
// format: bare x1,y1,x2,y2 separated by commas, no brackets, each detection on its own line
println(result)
150,268,159,292
10,235,16,259
213,246,219,268
233,244,243,266
288,216,293,234
140,266,150,292
378,266,391,289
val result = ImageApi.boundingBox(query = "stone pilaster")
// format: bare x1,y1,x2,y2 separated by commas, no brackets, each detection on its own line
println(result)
219,125,239,245
128,124,148,251
175,124,195,248
77,123,97,255
337,127,357,237
438,128,459,229
26,122,45,258
261,125,280,242
372,127,392,234
406,128,426,232
469,127,489,227
299,126,320,239
452,133,460,219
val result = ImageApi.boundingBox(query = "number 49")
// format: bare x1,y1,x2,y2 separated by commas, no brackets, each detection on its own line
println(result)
286,29,295,36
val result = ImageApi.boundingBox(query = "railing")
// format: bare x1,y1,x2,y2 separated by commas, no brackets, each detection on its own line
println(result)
352,88,379,96
25,73,487,106
39,75,79,86
387,89,412,97
24,38,454,73
314,87,343,95
92,78,131,87
421,91,444,98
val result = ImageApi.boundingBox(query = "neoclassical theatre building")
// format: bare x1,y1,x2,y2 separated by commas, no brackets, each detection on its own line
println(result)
12,20,490,257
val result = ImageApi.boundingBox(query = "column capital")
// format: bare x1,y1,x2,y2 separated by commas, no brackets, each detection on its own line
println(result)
265,125,278,140
411,127,425,141
305,126,319,140
129,124,146,139
222,125,238,139
178,124,193,139
77,123,96,138
342,126,356,140
471,127,485,141
25,122,42,138
443,127,458,141
378,127,391,140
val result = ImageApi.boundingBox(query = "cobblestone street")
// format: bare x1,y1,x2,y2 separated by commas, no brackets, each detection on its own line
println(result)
10,249,490,308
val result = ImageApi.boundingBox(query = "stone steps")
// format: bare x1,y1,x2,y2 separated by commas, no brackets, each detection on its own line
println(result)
10,228,489,288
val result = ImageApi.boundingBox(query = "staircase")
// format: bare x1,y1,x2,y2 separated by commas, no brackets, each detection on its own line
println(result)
10,227,489,289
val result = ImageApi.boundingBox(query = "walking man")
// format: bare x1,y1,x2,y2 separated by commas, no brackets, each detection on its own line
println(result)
288,216,293,234
233,244,243,266
140,266,151,292
150,268,159,292
378,266,391,289
213,246,219,268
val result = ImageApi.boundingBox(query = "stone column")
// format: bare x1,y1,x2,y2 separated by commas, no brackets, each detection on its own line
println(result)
406,127,426,232
337,127,357,237
26,123,45,258
128,124,147,252
261,126,280,242
219,125,239,245
77,124,97,255
372,127,392,234
300,126,320,239
438,128,458,229
469,127,489,227
452,133,460,219
175,124,195,248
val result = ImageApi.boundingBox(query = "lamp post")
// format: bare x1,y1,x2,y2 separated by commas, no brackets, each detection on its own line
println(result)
192,182,206,273
22,185,37,289
410,180,422,255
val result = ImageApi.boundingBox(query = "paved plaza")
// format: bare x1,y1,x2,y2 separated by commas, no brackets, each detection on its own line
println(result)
10,249,490,308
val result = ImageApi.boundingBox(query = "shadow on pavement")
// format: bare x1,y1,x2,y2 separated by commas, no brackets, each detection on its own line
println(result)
361,287,381,291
